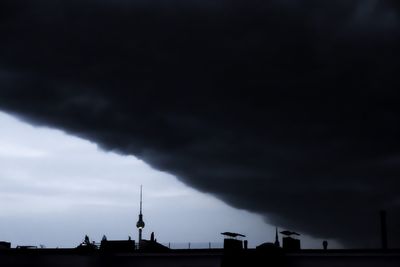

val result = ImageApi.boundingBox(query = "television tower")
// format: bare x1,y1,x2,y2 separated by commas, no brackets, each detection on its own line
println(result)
136,185,145,248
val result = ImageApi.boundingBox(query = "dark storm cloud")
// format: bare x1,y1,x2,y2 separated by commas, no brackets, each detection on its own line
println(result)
1,0,400,247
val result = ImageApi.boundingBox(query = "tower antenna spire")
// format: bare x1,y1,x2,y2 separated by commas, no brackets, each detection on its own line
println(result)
140,185,143,215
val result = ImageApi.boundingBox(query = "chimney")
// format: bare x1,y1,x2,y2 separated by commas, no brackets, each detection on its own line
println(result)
380,210,388,250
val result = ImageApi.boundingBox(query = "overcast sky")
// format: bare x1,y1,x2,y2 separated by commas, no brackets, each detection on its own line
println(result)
0,111,334,248
1,0,400,249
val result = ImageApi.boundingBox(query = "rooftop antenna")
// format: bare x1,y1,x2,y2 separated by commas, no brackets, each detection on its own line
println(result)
136,185,145,248
140,185,143,215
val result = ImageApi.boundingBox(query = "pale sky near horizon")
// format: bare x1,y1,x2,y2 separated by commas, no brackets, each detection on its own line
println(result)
0,111,340,249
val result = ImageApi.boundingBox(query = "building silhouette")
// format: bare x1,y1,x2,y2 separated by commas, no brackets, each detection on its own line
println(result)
2,210,400,267
75,235,97,251
0,242,11,250
100,235,135,253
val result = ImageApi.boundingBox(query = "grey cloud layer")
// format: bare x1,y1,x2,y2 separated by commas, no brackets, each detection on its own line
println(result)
1,0,400,247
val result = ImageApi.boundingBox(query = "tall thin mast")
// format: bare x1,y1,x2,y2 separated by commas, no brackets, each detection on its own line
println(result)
140,185,143,215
